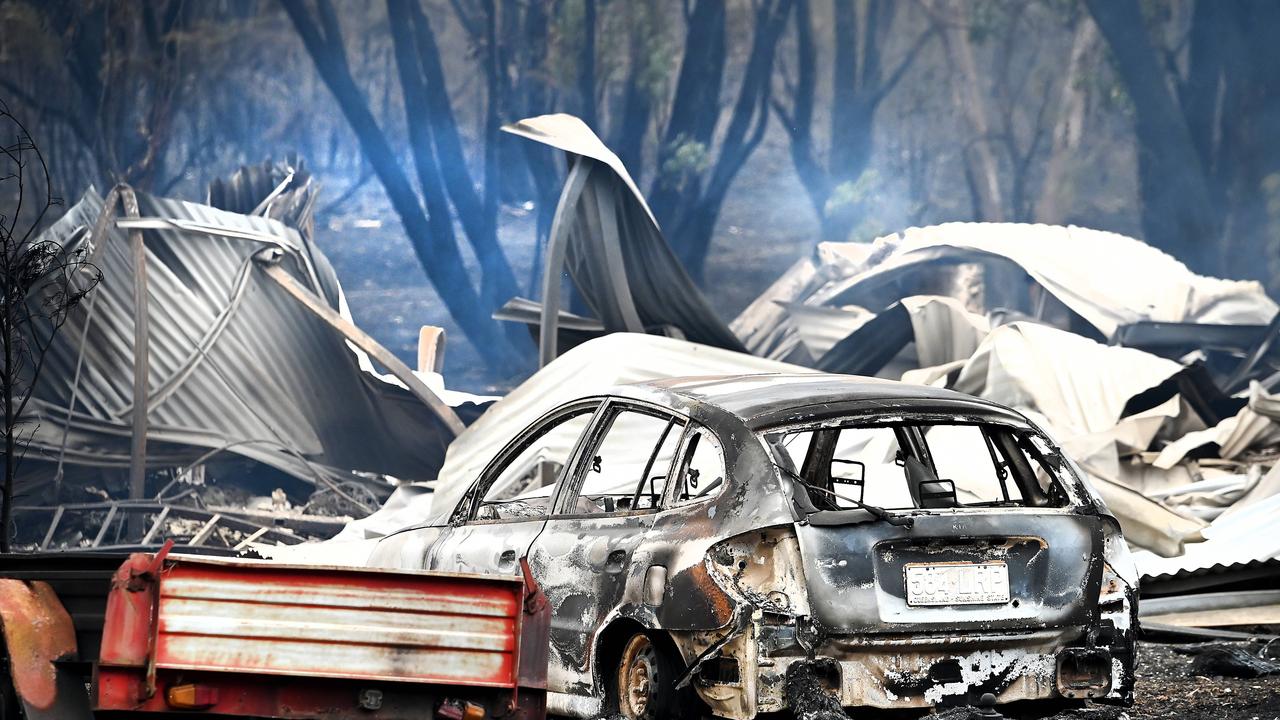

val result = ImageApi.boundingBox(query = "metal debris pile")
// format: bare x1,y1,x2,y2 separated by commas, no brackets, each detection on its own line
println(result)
723,223,1280,573
720,222,1280,634
469,114,1280,635
11,160,488,552
16,114,1280,630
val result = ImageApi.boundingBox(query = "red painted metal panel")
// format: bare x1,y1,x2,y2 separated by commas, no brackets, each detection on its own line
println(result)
94,553,548,718
150,560,523,688
96,667,525,718
98,553,157,667
0,579,83,715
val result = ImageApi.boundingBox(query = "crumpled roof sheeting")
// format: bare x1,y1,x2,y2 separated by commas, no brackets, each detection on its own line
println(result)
818,295,989,376
1152,382,1280,469
947,323,1184,451
24,189,483,495
814,223,1277,339
1134,491,1280,581
731,242,877,363
501,115,747,354
902,321,1207,556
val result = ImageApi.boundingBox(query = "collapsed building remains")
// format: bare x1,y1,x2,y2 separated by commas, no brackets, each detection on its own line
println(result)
11,162,488,551
11,114,1280,653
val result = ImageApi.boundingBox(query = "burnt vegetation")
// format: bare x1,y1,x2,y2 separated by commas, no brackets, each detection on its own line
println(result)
2,0,1279,385
0,103,100,551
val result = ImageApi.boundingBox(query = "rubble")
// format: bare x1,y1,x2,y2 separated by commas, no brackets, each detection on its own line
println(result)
718,221,1280,614
330,115,1280,653
10,160,490,552
1185,644,1280,679
9,112,1280,718
500,114,747,366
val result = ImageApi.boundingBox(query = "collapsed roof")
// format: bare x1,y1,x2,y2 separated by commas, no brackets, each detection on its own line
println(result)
20,182,485,506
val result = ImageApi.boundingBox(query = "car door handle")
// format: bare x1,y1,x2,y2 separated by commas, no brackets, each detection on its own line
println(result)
606,549,627,574
499,549,517,570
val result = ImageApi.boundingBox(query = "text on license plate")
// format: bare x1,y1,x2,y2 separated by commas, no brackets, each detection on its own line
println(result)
905,562,1010,606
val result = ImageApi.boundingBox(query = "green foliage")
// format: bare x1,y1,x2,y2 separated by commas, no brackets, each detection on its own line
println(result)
659,135,711,189
824,169,921,243
824,171,879,218
966,0,1012,44
633,3,674,105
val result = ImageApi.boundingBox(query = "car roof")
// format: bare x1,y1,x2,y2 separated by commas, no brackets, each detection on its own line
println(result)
622,373,1031,430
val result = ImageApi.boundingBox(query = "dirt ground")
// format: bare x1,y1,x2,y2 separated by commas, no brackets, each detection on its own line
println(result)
1125,641,1280,720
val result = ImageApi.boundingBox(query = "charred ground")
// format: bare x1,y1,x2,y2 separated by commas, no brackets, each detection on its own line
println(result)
575,641,1280,720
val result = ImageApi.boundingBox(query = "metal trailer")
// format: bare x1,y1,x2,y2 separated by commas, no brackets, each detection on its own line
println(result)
0,545,550,720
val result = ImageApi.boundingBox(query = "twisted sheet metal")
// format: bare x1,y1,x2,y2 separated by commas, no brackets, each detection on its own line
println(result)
23,189,482,497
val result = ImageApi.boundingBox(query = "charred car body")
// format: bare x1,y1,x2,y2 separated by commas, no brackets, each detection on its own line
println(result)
368,374,1138,718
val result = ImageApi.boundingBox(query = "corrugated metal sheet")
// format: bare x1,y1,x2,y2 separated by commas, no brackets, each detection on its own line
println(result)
1134,491,1280,582
152,560,523,687
23,189,485,497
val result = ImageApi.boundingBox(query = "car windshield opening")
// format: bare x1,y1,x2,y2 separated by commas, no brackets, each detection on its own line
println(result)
766,421,1070,512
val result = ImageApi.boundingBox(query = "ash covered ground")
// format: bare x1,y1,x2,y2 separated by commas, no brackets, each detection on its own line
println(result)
572,642,1280,720
1126,642,1280,720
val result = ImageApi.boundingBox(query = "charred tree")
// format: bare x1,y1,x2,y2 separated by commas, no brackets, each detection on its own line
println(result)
647,0,794,283
0,2,193,192
1083,0,1219,274
281,0,525,374
1083,0,1280,282
775,0,935,241
0,105,101,551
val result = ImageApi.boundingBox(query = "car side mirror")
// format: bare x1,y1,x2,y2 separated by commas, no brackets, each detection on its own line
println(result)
592,455,602,473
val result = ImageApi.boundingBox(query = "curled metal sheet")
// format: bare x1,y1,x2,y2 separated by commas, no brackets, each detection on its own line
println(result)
23,188,483,497
501,114,748,364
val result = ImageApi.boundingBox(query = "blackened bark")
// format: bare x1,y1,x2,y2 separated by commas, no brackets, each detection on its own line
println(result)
650,0,792,282
1085,0,1220,274
608,7,654,176
282,0,520,371
578,0,598,130
647,0,727,246
402,0,523,318
777,0,931,241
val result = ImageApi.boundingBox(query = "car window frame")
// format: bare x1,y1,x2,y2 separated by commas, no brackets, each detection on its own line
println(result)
453,398,606,525
549,398,688,519
763,416,1079,511
664,421,729,509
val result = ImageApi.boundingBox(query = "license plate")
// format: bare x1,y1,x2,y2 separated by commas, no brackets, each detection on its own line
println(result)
905,562,1010,606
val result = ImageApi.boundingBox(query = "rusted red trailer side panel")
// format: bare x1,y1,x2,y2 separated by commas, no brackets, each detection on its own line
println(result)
94,551,548,719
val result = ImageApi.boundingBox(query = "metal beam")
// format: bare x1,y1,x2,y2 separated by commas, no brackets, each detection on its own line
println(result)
255,253,466,436
120,187,149,538
540,156,592,367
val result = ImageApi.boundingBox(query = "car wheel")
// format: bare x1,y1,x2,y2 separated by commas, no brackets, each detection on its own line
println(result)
614,632,683,720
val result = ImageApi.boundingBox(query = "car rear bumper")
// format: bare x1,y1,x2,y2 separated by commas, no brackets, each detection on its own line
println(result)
685,624,1133,718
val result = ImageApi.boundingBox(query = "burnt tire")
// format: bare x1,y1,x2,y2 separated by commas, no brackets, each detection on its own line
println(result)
610,632,691,720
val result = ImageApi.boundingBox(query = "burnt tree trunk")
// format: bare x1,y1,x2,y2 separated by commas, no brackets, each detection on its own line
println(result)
649,0,792,283
282,0,522,372
1085,0,1221,274
777,0,933,241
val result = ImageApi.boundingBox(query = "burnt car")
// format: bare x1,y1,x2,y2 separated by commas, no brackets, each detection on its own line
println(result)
368,373,1138,719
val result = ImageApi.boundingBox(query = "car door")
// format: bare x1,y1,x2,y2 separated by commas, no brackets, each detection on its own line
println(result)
426,399,602,576
527,399,686,694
